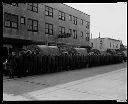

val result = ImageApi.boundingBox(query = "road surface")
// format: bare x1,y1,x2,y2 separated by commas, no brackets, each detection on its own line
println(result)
3,62,127,101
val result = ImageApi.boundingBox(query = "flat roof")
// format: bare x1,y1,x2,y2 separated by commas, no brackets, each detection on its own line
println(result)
91,37,120,41
62,3,90,16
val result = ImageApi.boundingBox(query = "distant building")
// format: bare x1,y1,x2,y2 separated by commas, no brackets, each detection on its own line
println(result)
90,38,121,52
3,3,90,55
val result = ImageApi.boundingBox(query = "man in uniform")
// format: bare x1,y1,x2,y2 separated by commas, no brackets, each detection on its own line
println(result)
7,52,16,78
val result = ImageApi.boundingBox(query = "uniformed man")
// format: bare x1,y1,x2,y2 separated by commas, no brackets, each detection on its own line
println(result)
7,52,16,78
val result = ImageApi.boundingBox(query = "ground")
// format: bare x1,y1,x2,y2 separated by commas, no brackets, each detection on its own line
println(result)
3,62,127,101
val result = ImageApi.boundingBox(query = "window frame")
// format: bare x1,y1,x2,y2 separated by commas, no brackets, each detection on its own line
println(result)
45,6,53,17
81,19,83,25
73,16,77,25
58,11,65,21
86,33,90,41
86,21,90,29
20,16,25,25
58,26,65,35
45,23,53,35
27,3,38,13
80,31,83,38
69,15,72,21
73,30,77,39
27,18,38,32
4,12,18,29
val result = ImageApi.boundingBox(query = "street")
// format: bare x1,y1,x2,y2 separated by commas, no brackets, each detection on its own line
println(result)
3,62,127,101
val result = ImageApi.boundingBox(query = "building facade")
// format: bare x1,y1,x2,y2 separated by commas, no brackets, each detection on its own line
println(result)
3,3,90,54
90,38,121,52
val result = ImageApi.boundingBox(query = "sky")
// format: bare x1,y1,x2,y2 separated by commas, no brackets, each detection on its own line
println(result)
65,3,127,46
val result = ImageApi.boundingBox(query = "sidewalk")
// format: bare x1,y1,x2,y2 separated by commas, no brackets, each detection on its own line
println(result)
3,68,127,101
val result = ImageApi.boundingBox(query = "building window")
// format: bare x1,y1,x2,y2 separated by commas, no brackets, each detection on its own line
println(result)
81,31,83,38
20,16,25,25
45,23,53,35
73,16,77,25
27,3,38,13
113,42,114,48
91,42,93,47
58,26,65,34
110,42,111,48
4,12,18,29
69,15,72,21
58,11,65,21
86,33,90,41
81,19,83,25
68,29,72,35
33,20,38,31
45,6,53,17
86,21,90,29
27,19,38,32
73,30,77,39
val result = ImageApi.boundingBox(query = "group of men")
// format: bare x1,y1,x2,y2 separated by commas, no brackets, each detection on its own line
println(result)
3,49,38,78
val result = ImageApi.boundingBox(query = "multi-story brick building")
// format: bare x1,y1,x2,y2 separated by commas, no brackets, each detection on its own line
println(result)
3,3,90,55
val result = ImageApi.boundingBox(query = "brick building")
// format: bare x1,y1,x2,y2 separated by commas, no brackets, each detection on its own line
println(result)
3,3,90,55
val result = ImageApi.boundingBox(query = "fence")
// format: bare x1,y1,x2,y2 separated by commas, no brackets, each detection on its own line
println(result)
4,54,124,77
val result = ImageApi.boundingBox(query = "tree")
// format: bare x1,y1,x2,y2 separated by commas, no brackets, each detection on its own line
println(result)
120,43,127,51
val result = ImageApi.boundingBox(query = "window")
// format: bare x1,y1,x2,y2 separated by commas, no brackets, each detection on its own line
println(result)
58,26,65,34
91,42,93,47
110,42,111,48
81,19,83,25
69,15,72,21
27,19,38,32
45,23,53,35
27,3,38,12
4,12,18,29
113,42,114,48
45,6,53,17
81,31,83,38
33,20,38,31
68,29,72,35
58,11,65,21
73,16,77,25
20,16,25,24
86,21,90,29
73,30,77,39
86,33,90,41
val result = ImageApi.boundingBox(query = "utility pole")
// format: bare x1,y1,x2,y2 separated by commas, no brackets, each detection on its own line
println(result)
99,32,100,38
91,33,92,39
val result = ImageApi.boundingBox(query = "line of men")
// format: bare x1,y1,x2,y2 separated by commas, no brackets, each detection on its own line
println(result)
3,49,124,78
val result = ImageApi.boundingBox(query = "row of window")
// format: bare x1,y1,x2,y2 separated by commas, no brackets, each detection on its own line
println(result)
41,23,89,40
4,12,89,40
4,3,90,28
110,42,118,48
45,5,89,27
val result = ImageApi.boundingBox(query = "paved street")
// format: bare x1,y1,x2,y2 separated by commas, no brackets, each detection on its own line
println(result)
3,62,127,101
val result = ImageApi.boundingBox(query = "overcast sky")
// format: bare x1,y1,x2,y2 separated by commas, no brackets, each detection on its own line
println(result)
65,3,127,46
